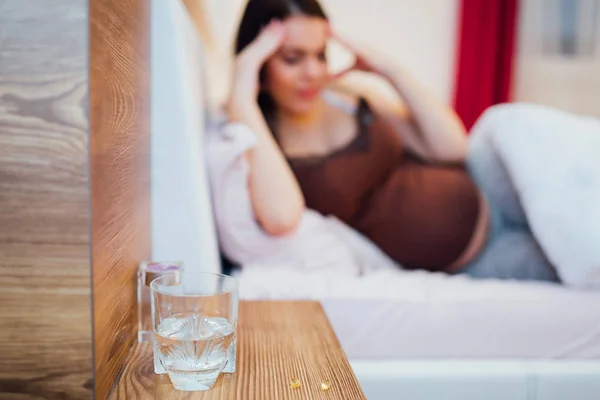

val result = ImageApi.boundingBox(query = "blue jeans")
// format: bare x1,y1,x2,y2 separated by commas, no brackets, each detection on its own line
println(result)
456,128,560,282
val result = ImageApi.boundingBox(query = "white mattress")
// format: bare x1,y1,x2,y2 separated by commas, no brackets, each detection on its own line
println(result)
235,267,600,359
319,277,600,360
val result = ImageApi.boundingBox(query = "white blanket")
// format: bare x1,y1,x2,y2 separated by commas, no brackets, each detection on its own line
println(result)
471,104,600,288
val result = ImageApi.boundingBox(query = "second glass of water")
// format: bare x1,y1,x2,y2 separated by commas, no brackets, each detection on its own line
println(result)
151,271,238,391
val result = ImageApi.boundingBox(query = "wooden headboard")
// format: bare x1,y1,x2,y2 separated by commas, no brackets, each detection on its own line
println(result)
0,0,151,398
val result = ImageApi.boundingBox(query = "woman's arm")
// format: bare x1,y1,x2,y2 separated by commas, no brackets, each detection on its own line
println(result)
376,66,468,163
230,103,305,236
331,33,468,163
227,21,305,236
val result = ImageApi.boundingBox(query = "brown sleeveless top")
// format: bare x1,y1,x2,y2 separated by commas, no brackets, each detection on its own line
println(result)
287,99,481,272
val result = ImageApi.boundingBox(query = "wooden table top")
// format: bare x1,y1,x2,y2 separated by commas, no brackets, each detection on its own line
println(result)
109,300,366,399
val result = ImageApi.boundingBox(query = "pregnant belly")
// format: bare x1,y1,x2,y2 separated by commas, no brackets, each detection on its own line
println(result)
446,192,490,271
353,165,483,271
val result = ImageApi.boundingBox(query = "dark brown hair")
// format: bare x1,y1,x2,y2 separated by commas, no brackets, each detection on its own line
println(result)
234,0,328,128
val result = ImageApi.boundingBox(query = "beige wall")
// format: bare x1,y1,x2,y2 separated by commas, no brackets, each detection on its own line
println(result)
200,0,600,119
513,0,600,118
203,0,460,107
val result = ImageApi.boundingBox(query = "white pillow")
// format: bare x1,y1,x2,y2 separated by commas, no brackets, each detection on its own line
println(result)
475,104,600,288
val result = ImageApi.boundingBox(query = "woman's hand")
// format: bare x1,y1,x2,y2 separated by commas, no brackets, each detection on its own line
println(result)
328,27,468,163
227,20,286,121
223,20,305,236
328,28,396,80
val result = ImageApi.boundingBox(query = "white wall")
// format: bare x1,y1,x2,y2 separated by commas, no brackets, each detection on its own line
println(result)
203,0,460,106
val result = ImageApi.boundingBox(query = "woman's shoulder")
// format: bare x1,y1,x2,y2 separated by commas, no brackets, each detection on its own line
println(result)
328,78,408,122
322,89,359,111
325,86,404,151
323,89,375,128
323,86,370,114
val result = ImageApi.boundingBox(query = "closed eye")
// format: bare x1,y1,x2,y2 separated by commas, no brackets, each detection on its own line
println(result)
279,47,327,64
282,54,302,64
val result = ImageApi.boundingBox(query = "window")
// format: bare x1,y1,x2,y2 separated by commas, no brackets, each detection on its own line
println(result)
543,0,599,57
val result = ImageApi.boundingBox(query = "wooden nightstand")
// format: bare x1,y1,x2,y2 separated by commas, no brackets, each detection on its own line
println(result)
109,301,366,399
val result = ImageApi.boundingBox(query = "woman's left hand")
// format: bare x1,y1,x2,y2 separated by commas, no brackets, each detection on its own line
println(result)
328,27,396,80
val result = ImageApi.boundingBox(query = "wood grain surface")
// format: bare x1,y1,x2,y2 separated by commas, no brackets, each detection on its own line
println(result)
0,1,92,399
109,301,366,400
89,0,151,398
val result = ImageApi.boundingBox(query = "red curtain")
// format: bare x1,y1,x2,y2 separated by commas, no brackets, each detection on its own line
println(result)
453,0,519,131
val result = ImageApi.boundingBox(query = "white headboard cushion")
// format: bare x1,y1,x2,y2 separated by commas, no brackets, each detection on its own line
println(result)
150,0,220,273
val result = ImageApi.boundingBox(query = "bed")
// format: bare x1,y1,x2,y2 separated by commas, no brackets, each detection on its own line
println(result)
323,285,600,360
150,1,600,398
227,264,600,359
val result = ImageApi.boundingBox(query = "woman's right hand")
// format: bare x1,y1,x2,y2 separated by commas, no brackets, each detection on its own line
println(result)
227,20,286,121
225,20,304,236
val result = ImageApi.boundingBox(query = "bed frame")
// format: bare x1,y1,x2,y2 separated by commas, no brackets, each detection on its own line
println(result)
352,360,600,400
149,1,600,400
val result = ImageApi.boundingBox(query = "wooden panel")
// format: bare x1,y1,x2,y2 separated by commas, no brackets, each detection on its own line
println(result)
89,0,151,398
109,301,366,399
0,1,92,399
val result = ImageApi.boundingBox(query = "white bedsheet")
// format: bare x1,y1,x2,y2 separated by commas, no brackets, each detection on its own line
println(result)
235,267,600,359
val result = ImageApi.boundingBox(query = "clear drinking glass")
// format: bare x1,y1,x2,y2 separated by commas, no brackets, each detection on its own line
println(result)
151,271,238,391
138,261,183,344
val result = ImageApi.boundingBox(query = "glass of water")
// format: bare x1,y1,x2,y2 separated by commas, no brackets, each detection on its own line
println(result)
151,271,238,391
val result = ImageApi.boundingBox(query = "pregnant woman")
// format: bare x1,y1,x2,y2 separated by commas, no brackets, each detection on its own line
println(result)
220,0,560,282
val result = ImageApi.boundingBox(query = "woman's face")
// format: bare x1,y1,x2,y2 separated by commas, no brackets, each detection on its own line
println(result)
262,15,329,116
